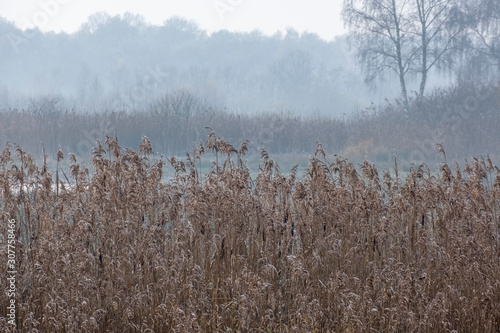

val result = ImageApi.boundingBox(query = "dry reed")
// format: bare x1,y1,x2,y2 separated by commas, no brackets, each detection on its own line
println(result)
0,135,499,332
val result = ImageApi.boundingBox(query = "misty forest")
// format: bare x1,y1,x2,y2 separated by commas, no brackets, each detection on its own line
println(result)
0,1,497,165
1,0,500,332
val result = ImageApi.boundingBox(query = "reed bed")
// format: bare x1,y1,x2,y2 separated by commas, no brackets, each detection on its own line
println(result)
1,135,499,332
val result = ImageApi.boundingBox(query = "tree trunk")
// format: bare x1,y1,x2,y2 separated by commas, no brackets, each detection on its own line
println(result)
417,0,428,110
392,0,410,112
399,70,410,112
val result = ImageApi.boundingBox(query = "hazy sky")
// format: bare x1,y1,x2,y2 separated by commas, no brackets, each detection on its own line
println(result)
0,0,345,40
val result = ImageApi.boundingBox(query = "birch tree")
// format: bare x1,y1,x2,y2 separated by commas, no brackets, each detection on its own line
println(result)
463,0,500,77
342,0,471,112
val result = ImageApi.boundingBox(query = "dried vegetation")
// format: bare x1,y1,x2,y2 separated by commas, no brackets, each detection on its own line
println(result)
1,134,499,332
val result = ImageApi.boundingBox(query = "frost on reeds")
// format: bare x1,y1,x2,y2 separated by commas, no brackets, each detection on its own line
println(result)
1,135,499,332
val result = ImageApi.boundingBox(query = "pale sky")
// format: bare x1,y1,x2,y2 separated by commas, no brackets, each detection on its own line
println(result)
0,0,346,40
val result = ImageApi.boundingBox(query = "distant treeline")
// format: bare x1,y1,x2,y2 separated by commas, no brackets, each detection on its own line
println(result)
0,14,386,115
1,82,499,168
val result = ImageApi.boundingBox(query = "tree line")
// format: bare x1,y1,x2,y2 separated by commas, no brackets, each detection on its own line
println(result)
0,14,376,116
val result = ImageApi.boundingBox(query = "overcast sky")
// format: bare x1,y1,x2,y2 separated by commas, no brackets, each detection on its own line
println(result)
0,0,346,40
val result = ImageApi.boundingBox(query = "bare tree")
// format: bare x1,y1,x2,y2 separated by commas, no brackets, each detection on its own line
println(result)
412,0,471,99
342,0,470,112
342,0,415,111
271,49,314,96
462,0,500,78
28,94,63,119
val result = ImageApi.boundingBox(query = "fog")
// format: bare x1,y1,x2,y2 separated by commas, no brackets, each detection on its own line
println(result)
1,11,498,168
0,13,429,116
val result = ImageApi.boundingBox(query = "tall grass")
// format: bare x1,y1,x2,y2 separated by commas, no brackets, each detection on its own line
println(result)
1,134,499,332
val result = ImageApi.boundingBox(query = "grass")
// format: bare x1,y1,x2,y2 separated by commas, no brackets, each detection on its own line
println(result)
0,134,499,332
2,81,499,167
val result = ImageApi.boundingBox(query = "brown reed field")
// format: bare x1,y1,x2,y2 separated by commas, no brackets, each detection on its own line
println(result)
1,134,499,332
